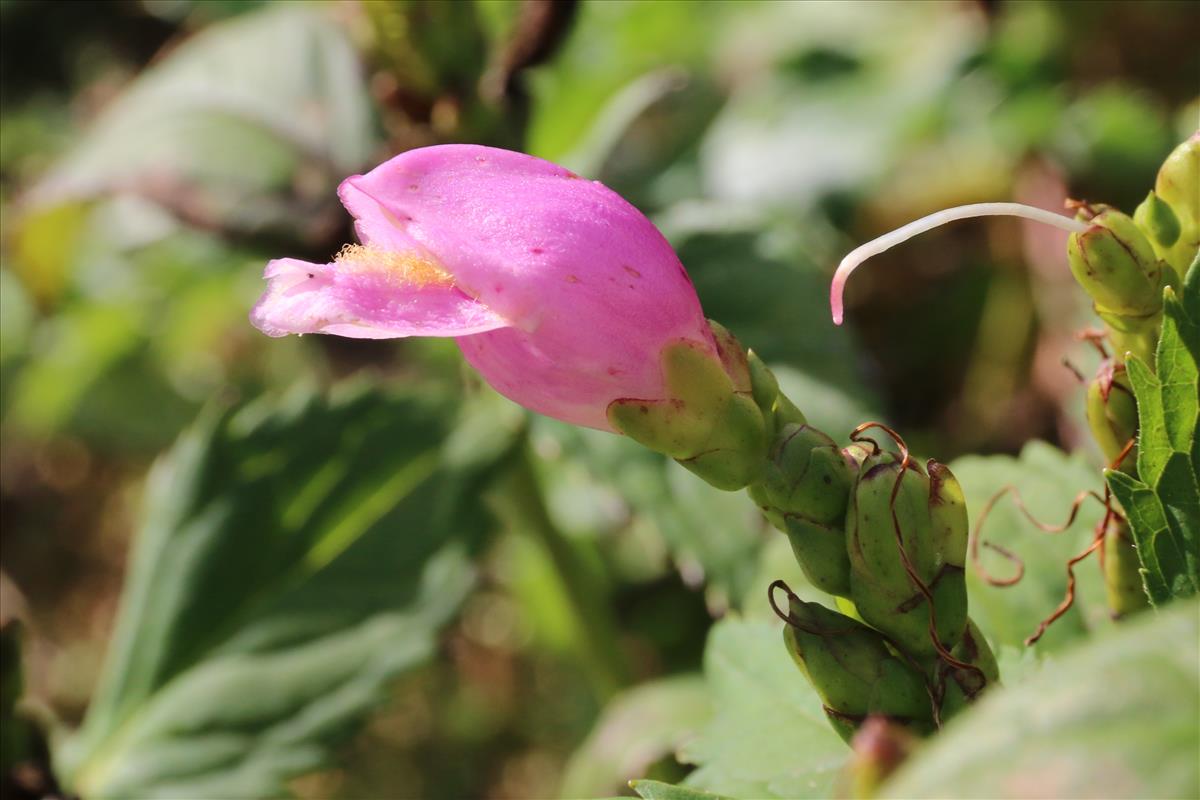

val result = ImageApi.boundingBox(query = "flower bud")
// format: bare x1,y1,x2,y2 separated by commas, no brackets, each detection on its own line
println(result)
1148,132,1199,281
845,453,968,661
1103,517,1149,618
1066,209,1164,319
1085,361,1137,472
839,717,919,800
779,593,934,743
935,617,999,720
1134,191,1181,251
749,424,855,595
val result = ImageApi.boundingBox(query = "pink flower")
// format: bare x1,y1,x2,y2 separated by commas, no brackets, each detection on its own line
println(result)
251,144,718,431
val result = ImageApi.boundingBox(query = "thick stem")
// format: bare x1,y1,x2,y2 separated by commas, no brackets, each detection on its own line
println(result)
491,445,629,700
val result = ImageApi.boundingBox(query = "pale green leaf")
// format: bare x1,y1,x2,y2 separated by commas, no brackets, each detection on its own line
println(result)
679,619,845,799
950,442,1108,653
632,779,736,800
562,676,712,799
881,597,1200,799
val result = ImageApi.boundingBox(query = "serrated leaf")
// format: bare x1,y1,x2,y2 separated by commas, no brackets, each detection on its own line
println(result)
949,442,1108,653
562,676,712,799
1105,260,1200,605
880,598,1200,799
57,386,507,799
30,5,376,237
632,779,736,800
678,619,845,799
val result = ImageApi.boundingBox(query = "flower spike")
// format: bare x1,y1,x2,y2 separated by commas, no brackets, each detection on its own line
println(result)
830,203,1088,325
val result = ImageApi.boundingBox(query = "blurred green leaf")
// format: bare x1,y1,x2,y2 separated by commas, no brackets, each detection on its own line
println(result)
950,441,1108,654
661,210,878,404
1106,261,1200,605
57,385,510,799
531,419,763,613
698,2,983,210
527,0,725,163
633,779,735,800
1,624,32,775
562,675,711,799
30,4,376,238
679,618,845,799
880,597,1200,799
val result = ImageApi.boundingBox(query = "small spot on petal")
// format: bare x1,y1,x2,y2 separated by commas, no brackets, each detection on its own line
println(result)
566,275,580,284
531,247,544,255
622,265,642,278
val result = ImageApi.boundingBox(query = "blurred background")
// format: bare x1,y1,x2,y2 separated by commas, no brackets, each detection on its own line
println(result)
1,1,1196,798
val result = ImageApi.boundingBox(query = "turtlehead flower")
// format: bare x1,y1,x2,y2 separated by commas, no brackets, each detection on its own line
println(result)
252,144,718,431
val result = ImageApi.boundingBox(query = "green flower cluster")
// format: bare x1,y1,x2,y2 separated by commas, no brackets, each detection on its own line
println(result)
1074,134,1198,617
611,328,998,741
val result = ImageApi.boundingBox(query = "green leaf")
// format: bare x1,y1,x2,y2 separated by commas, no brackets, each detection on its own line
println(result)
530,418,765,613
950,441,1108,653
562,676,712,799
31,5,376,237
1105,261,1200,605
880,597,1200,799
1,623,33,775
632,779,736,800
678,618,845,799
57,385,507,799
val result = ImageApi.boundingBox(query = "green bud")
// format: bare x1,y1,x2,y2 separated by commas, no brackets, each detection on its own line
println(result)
760,425,853,524
780,594,934,742
936,617,999,720
927,460,968,569
746,349,806,429
1067,209,1164,318
839,717,918,800
1134,190,1181,250
1095,307,1161,365
846,452,968,661
1085,361,1137,472
782,515,853,597
1151,133,1200,282
608,327,767,490
1103,517,1150,618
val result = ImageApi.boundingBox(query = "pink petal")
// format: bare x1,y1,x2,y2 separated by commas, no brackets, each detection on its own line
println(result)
337,145,714,429
250,257,509,340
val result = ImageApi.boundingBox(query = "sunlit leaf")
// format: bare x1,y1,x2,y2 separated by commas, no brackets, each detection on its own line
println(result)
57,386,510,799
562,675,711,799
950,441,1108,654
679,618,845,799
881,597,1200,799
1106,258,1200,604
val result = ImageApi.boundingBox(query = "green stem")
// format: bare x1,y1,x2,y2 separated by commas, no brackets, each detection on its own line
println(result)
491,444,629,700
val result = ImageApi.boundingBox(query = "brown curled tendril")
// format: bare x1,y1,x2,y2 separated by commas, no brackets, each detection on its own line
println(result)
970,439,1132,644
1024,511,1109,645
969,485,1110,587
849,423,985,690
768,579,801,627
